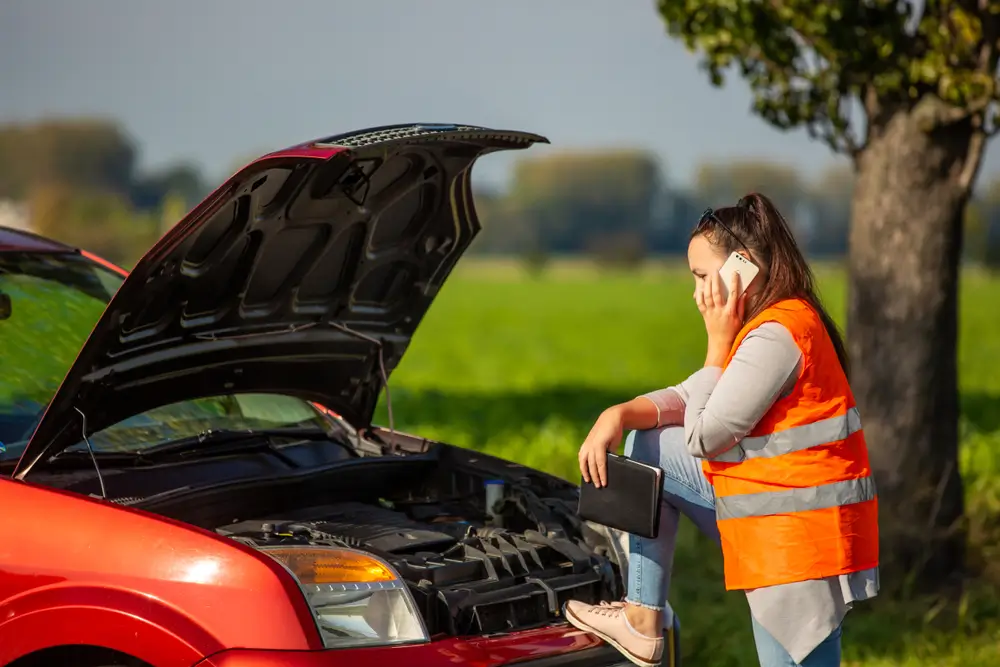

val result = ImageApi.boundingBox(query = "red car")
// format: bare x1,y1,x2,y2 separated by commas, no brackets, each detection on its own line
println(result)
0,124,675,667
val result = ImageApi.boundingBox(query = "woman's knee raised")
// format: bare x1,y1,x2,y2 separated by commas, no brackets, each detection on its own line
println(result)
623,426,687,468
624,427,662,466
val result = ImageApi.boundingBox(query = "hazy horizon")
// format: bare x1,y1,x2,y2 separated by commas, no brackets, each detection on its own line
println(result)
4,0,1000,193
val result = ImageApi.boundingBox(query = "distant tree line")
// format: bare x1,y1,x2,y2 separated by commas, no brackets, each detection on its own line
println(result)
2,119,1000,272
472,148,1000,271
0,119,208,265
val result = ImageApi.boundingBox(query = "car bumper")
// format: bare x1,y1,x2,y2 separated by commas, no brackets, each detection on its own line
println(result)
195,625,636,667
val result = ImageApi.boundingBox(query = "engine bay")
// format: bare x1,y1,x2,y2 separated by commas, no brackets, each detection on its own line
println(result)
216,489,620,637
34,426,625,638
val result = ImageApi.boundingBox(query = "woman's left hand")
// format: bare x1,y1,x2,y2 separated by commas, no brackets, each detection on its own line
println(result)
696,271,747,367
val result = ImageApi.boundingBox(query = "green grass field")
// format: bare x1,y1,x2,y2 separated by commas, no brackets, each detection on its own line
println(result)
376,259,1000,667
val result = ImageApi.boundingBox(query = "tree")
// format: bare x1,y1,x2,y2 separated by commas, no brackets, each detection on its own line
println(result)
655,0,1000,584
0,119,137,199
468,186,536,255
131,163,207,212
694,160,803,210
505,149,664,254
159,191,190,238
29,184,158,266
693,160,808,244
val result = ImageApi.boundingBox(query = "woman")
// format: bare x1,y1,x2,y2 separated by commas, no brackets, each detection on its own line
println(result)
563,193,879,667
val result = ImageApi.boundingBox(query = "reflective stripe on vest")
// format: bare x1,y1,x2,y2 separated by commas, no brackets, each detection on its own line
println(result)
703,298,879,591
716,475,877,521
740,407,862,460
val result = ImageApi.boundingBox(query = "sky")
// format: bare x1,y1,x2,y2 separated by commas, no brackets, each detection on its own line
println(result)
3,0,1000,193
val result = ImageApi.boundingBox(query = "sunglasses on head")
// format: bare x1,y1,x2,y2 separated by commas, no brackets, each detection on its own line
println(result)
697,207,753,257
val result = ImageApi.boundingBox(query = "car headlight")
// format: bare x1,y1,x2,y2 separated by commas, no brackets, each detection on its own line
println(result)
262,546,429,649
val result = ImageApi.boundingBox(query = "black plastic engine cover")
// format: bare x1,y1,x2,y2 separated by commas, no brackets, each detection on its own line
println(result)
218,502,458,553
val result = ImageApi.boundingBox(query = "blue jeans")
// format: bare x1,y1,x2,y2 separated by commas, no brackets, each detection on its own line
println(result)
623,426,842,667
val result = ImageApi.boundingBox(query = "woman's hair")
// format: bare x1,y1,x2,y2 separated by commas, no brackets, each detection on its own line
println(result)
691,192,850,377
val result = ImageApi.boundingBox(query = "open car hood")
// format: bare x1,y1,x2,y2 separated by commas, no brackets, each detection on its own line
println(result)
15,124,547,478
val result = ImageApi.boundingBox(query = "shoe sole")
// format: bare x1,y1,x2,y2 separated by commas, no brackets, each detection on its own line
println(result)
563,604,661,667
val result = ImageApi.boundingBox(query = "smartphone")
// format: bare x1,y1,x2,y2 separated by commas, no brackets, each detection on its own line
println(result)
718,251,759,301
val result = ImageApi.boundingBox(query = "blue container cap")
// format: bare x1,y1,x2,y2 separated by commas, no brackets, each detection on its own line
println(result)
484,479,505,486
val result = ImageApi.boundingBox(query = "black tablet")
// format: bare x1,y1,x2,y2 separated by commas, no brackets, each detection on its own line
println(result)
577,452,663,539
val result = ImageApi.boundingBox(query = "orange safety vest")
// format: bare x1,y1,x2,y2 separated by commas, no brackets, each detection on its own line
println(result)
702,298,879,591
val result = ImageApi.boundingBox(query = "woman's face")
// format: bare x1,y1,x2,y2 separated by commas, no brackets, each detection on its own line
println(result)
687,233,728,297
687,233,765,303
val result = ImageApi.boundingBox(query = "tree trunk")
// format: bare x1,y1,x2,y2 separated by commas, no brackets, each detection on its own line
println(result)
848,100,984,588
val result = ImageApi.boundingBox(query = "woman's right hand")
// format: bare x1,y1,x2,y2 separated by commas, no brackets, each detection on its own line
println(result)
578,407,624,488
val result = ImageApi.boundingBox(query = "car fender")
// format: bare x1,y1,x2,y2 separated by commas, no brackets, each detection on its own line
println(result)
0,480,321,654
0,585,219,666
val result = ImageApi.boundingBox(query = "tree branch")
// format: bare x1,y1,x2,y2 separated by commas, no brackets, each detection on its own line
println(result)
952,0,999,188
805,107,862,158
958,127,988,191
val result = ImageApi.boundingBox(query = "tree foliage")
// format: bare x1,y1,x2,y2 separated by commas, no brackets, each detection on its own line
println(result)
694,160,803,209
0,119,137,198
504,149,664,254
29,184,160,265
131,163,208,212
690,159,856,255
657,0,1000,166
472,151,855,259
0,118,209,265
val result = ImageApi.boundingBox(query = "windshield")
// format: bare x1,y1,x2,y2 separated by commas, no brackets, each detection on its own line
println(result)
68,393,331,454
0,251,328,461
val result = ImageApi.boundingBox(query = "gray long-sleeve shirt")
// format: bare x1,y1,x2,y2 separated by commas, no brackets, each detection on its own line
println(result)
643,322,879,662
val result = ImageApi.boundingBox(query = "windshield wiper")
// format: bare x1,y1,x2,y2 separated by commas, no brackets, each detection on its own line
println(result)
135,426,335,462
48,425,341,466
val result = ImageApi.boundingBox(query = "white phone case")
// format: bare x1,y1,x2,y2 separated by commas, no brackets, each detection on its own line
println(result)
718,252,759,301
